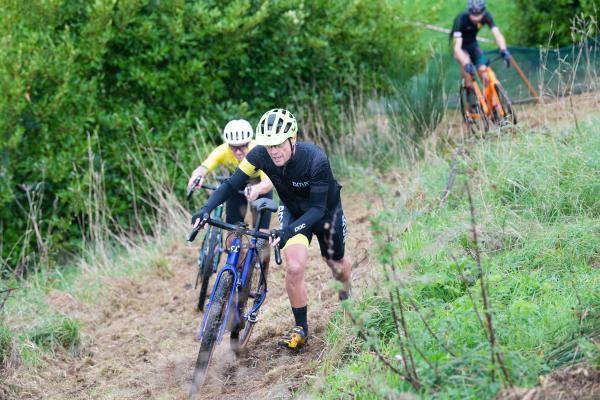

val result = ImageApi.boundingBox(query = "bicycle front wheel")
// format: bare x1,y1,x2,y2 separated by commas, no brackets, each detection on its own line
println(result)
460,85,489,136
494,83,517,126
197,226,220,312
189,272,233,394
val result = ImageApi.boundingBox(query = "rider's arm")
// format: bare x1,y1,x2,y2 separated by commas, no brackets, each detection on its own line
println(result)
200,143,228,173
245,173,273,202
453,37,471,66
284,159,331,236
256,172,274,195
188,144,227,188
196,167,250,216
491,27,507,51
451,16,470,66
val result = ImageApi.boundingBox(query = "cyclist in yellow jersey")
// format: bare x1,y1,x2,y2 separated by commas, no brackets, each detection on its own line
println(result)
187,119,274,235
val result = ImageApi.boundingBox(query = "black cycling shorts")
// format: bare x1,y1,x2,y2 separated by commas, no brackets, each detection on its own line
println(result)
226,190,273,230
463,42,488,67
277,201,348,261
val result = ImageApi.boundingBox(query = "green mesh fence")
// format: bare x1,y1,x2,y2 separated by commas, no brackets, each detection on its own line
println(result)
444,35,600,106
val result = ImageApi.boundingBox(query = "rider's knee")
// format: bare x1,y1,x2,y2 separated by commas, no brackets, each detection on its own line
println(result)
287,262,304,278
285,258,305,277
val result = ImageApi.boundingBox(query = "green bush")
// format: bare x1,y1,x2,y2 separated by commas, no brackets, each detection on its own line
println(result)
511,0,598,46
0,0,432,272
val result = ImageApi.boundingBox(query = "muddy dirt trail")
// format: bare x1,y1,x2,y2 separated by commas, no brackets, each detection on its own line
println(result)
12,192,377,400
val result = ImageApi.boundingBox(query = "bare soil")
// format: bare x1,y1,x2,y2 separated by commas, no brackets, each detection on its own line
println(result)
7,192,377,400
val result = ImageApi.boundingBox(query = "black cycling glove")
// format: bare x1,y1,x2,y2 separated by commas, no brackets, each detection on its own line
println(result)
191,208,210,226
500,49,511,68
273,228,292,249
465,63,476,76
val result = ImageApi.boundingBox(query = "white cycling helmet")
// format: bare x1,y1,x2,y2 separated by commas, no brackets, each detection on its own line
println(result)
255,109,298,146
223,119,253,145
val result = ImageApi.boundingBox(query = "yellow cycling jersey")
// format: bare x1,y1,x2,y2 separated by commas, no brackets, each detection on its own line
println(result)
201,141,266,180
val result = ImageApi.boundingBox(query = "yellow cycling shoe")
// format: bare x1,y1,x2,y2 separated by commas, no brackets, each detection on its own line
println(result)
278,326,307,350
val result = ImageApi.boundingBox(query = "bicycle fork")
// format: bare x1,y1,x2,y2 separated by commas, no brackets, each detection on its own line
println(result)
198,237,242,343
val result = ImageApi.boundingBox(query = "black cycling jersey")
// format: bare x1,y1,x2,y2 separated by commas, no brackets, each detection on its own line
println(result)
451,11,495,46
200,141,341,237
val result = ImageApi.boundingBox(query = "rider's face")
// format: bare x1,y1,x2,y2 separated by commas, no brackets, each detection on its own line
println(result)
229,143,250,161
266,137,295,166
469,12,484,23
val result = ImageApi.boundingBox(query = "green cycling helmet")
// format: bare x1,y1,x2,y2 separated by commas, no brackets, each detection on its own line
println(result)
255,108,298,146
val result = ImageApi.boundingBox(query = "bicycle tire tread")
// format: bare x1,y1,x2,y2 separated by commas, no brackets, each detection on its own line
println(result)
190,273,233,393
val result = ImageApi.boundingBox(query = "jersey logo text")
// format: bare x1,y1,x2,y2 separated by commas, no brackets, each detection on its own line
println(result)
292,181,309,188
294,223,306,232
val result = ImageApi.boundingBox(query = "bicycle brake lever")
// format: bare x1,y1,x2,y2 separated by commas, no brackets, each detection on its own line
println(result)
186,177,202,200
187,226,201,242
270,229,282,265
187,215,208,242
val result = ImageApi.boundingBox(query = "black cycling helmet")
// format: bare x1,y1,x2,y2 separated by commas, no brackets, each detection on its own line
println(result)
467,0,486,14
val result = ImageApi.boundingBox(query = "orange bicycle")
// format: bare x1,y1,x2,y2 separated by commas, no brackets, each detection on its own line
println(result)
460,55,517,135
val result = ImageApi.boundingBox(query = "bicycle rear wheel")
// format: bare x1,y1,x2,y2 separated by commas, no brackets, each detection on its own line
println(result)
494,83,517,126
460,85,489,136
197,227,220,312
231,254,267,352
189,272,233,395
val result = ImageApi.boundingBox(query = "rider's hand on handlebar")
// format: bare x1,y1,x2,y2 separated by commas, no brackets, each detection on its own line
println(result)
187,173,205,194
500,49,511,68
191,208,210,228
269,229,290,249
465,63,476,77
244,184,261,202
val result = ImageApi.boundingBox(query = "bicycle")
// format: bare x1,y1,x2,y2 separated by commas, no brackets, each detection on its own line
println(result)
187,176,227,312
186,198,281,395
460,55,517,135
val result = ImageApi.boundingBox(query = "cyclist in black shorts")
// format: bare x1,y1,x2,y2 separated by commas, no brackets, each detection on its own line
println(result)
451,0,511,108
192,108,351,350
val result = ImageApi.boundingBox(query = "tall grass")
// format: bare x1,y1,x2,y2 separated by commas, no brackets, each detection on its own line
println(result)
0,120,202,383
313,110,600,398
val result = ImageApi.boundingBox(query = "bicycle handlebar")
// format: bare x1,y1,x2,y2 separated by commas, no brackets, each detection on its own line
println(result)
187,178,246,200
187,217,282,265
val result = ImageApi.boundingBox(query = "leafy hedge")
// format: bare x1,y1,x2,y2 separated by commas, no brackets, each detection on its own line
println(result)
511,0,598,46
0,0,431,272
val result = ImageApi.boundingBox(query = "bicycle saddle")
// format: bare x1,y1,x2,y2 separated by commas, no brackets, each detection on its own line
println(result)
252,198,278,212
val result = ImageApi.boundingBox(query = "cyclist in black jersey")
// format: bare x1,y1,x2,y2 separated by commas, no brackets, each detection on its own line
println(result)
451,0,510,107
192,108,351,350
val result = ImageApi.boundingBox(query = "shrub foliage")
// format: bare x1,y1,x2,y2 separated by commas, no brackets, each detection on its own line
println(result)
511,0,598,46
0,0,430,272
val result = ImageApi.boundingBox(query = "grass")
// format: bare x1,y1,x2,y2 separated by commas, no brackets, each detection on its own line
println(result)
27,317,81,353
312,113,600,399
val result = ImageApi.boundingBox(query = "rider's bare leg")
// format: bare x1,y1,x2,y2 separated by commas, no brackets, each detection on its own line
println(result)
283,243,309,307
324,257,352,292
461,67,474,89
478,65,489,88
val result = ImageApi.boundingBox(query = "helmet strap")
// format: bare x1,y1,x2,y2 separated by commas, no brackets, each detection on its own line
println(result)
288,138,295,158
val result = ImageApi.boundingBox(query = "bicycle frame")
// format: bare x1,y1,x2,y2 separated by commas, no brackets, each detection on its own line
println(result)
198,233,267,343
469,61,505,119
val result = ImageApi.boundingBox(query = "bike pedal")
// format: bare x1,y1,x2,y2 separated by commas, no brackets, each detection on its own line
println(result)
247,312,258,323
